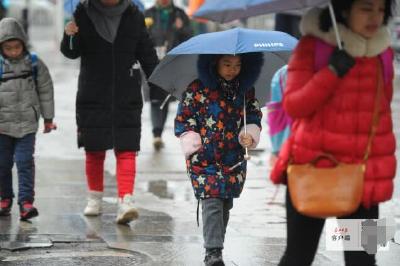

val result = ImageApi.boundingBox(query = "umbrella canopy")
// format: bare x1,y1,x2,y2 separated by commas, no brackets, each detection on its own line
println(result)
194,0,328,23
148,27,298,106
194,0,342,49
64,0,145,16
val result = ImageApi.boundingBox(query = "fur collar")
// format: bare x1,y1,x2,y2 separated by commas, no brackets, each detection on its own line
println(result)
197,53,264,93
300,8,391,57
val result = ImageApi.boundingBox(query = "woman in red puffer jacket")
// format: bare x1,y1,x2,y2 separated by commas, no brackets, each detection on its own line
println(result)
271,1,397,265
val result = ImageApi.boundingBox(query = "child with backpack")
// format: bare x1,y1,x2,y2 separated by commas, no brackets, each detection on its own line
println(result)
175,53,263,265
271,1,396,265
0,18,56,220
266,65,291,168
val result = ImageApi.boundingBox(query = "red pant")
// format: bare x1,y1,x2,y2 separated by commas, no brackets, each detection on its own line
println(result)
85,150,136,198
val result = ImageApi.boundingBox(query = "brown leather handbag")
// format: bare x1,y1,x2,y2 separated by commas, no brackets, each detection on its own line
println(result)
287,63,384,218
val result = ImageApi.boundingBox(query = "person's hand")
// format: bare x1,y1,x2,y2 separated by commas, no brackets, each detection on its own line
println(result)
44,121,57,133
65,21,79,36
328,48,355,78
180,131,202,159
239,134,253,148
175,17,183,29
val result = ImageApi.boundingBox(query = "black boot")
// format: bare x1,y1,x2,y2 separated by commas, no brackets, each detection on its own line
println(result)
204,248,225,266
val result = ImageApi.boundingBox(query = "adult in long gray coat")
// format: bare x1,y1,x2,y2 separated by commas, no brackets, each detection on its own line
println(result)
0,18,56,220
60,0,159,224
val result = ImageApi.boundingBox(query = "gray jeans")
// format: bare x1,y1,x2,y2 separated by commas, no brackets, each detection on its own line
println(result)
201,198,234,249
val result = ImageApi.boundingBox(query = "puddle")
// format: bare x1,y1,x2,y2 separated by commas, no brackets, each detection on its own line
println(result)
142,180,193,201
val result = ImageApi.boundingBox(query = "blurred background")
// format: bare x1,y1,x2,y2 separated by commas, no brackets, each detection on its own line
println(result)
1,0,400,53
0,2,399,265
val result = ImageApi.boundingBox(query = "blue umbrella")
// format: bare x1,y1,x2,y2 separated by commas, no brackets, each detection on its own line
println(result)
194,0,342,49
148,27,298,107
64,0,145,16
149,27,297,160
64,0,80,16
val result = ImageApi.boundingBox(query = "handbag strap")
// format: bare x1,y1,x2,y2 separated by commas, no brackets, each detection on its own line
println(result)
363,61,384,162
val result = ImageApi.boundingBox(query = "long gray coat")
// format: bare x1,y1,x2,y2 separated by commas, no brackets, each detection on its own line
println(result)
0,18,54,138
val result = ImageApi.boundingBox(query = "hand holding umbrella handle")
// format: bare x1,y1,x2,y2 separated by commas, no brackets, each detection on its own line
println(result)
70,0,75,50
228,95,252,171
69,18,77,50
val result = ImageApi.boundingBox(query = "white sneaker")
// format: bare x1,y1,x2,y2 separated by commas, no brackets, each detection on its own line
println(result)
83,191,103,216
116,194,139,224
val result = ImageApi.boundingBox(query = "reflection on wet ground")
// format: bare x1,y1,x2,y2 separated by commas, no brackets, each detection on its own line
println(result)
1,152,399,265
0,234,52,251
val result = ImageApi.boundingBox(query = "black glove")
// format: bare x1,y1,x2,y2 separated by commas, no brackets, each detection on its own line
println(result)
328,48,355,78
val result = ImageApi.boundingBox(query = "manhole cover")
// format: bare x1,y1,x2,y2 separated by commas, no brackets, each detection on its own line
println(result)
0,251,149,265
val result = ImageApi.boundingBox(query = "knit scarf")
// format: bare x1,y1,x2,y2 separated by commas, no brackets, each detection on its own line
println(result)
85,0,130,43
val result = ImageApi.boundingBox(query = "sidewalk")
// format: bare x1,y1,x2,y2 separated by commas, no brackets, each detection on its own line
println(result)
0,25,399,265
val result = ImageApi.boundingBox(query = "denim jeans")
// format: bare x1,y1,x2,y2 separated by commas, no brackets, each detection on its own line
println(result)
0,133,36,204
201,198,234,249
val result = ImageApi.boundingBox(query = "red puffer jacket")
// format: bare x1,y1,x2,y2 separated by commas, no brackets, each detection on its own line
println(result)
271,36,396,208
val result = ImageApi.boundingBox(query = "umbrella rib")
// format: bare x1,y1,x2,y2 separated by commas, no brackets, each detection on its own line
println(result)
268,51,291,64
234,29,240,55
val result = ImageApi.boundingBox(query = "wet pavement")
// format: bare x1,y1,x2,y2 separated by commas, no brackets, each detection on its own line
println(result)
1,25,400,265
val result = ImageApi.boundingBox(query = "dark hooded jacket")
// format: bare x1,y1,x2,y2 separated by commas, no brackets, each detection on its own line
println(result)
145,2,192,101
145,2,192,52
60,1,158,151
174,53,263,199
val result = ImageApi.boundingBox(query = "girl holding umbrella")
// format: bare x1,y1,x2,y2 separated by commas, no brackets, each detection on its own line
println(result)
149,26,297,265
175,53,263,265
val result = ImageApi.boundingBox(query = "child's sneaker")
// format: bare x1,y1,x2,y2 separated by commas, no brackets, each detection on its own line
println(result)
204,248,225,266
19,201,38,220
116,194,139,224
0,198,13,216
83,191,103,216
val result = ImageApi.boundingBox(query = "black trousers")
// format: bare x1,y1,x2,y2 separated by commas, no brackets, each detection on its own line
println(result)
279,189,379,266
150,100,169,138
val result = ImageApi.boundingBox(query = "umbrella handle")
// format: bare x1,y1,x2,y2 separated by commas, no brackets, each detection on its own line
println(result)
328,2,343,50
160,94,172,110
69,36,74,50
229,161,242,171
69,0,75,50
243,95,251,160
244,148,250,160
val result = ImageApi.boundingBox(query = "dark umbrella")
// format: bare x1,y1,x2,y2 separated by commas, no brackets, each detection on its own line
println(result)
194,0,343,49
